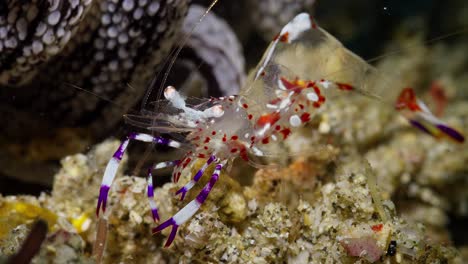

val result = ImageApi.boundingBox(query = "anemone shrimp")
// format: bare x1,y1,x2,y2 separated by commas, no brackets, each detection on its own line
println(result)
95,12,465,247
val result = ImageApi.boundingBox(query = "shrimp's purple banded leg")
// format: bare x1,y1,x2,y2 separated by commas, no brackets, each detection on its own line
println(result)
96,132,182,217
153,160,226,247
147,160,180,222
175,155,217,201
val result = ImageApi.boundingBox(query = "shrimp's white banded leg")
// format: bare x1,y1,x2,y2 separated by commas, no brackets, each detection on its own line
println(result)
153,160,226,247
175,155,217,201
96,132,182,217
147,160,180,222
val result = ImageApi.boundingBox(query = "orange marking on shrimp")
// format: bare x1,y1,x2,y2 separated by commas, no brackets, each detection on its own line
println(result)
256,112,281,127
279,32,289,42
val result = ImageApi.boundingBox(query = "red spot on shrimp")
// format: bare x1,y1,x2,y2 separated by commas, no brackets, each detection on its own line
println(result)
182,158,191,169
222,134,227,142
395,88,421,112
280,128,291,139
310,16,317,29
337,82,354,91
248,114,253,120
231,135,238,140
371,224,383,232
309,82,321,94
230,148,238,153
300,113,311,123
204,137,211,143
242,103,249,109
240,148,249,161
275,125,281,131
175,172,182,182
211,131,216,135
279,32,289,42
262,137,270,144
280,77,297,90
269,98,282,105
313,102,320,108
198,153,206,158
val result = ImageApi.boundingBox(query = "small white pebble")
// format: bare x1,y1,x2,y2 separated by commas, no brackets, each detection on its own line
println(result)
318,122,330,134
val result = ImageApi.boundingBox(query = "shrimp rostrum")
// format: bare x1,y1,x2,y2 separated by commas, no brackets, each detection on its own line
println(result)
96,13,465,247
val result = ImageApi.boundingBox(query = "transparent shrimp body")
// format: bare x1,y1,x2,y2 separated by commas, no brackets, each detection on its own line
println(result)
95,12,465,248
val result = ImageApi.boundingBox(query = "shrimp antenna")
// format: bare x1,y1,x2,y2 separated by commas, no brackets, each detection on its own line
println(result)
143,0,219,113
366,27,468,64
65,82,139,114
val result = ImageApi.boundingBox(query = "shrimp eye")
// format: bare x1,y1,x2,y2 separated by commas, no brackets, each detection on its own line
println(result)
164,86,177,99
